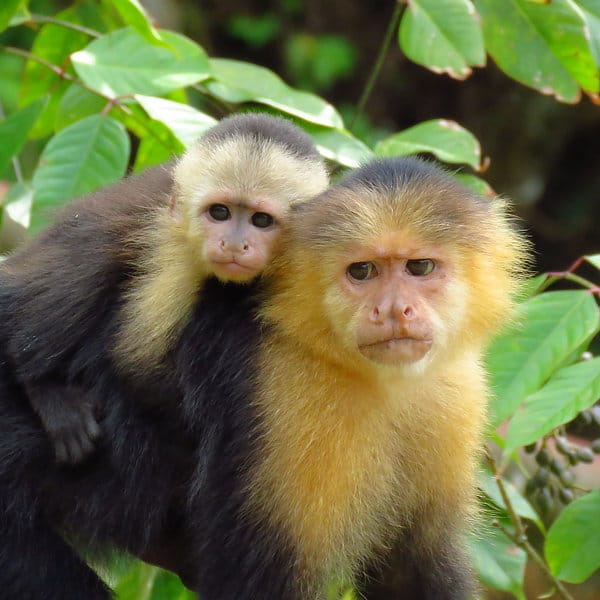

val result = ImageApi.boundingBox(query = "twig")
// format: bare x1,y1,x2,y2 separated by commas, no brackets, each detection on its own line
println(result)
0,100,24,184
351,1,404,130
1,46,174,149
486,450,575,600
538,272,597,293
27,14,101,38
536,255,597,293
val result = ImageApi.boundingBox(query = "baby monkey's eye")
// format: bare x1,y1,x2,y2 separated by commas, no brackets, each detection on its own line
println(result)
251,212,274,228
406,259,435,276
208,204,230,221
347,262,378,281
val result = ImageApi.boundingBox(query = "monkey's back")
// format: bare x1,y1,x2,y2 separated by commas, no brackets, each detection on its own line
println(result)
0,163,175,380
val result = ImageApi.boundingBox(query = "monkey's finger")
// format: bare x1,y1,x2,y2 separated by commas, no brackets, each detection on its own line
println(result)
83,415,101,441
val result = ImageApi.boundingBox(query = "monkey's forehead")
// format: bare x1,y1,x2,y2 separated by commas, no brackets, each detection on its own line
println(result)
290,159,495,251
198,112,323,162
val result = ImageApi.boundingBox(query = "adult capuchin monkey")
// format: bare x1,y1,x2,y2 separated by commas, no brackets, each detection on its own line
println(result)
172,156,530,599
0,156,528,599
0,112,328,465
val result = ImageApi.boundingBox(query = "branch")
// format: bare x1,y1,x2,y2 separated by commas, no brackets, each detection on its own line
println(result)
0,100,24,183
486,450,575,600
27,14,101,38
1,46,174,150
351,1,404,130
536,255,598,293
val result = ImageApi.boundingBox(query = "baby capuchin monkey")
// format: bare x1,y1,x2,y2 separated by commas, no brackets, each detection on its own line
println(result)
0,112,328,465
178,156,529,599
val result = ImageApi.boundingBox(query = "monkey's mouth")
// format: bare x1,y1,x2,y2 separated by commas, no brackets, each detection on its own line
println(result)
359,337,432,364
211,259,259,281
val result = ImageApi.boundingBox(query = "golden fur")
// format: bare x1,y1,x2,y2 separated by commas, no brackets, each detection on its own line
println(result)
245,165,530,595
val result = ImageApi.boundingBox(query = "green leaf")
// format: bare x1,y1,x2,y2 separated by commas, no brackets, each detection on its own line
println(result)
505,357,600,450
584,253,600,270
8,2,30,27
227,14,280,48
19,9,93,137
546,488,600,582
285,33,356,91
470,523,526,599
0,98,47,175
399,0,485,79
474,0,598,102
207,58,343,128
487,290,600,426
375,119,481,169
300,123,373,167
135,95,216,147
55,85,106,131
575,0,600,68
72,28,210,97
111,102,183,161
31,115,129,232
133,134,181,173
2,182,33,231
453,173,493,196
112,0,165,46
114,562,194,600
0,0,23,32
517,274,548,300
17,1,111,136
479,472,543,531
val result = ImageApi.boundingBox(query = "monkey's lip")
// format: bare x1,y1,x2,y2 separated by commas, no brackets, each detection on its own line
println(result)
212,259,256,273
211,259,260,281
359,337,432,364
361,337,432,348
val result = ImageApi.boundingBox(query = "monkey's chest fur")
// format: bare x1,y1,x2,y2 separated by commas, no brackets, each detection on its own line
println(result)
245,344,480,589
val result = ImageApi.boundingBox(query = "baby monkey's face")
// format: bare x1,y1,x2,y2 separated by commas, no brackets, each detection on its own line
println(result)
200,194,284,283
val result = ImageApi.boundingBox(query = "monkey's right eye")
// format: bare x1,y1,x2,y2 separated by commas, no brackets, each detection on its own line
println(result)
208,204,231,221
347,262,378,281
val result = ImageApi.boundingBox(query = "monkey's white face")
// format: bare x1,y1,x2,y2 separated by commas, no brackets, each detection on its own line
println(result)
199,193,284,283
336,235,462,368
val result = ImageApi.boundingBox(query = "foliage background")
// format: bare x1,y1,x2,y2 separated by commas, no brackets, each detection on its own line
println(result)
0,1,599,599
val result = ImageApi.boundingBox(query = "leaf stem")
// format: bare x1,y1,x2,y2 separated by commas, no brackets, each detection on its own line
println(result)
351,1,404,130
486,450,575,600
535,255,598,293
538,272,597,293
1,46,176,151
0,99,24,183
27,14,101,38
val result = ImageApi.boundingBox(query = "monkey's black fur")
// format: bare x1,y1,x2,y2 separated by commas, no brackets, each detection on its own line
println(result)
0,155,475,599
2,111,323,467
0,274,304,599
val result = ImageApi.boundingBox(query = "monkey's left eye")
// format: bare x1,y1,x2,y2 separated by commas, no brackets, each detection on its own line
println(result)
208,204,231,221
251,212,274,228
406,259,435,276
347,262,378,281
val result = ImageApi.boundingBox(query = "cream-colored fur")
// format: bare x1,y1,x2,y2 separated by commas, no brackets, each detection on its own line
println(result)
114,134,328,375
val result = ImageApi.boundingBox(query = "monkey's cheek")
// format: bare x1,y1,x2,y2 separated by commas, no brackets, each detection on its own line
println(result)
358,338,433,366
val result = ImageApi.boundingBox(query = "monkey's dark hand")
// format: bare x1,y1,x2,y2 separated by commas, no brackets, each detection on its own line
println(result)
28,384,102,465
